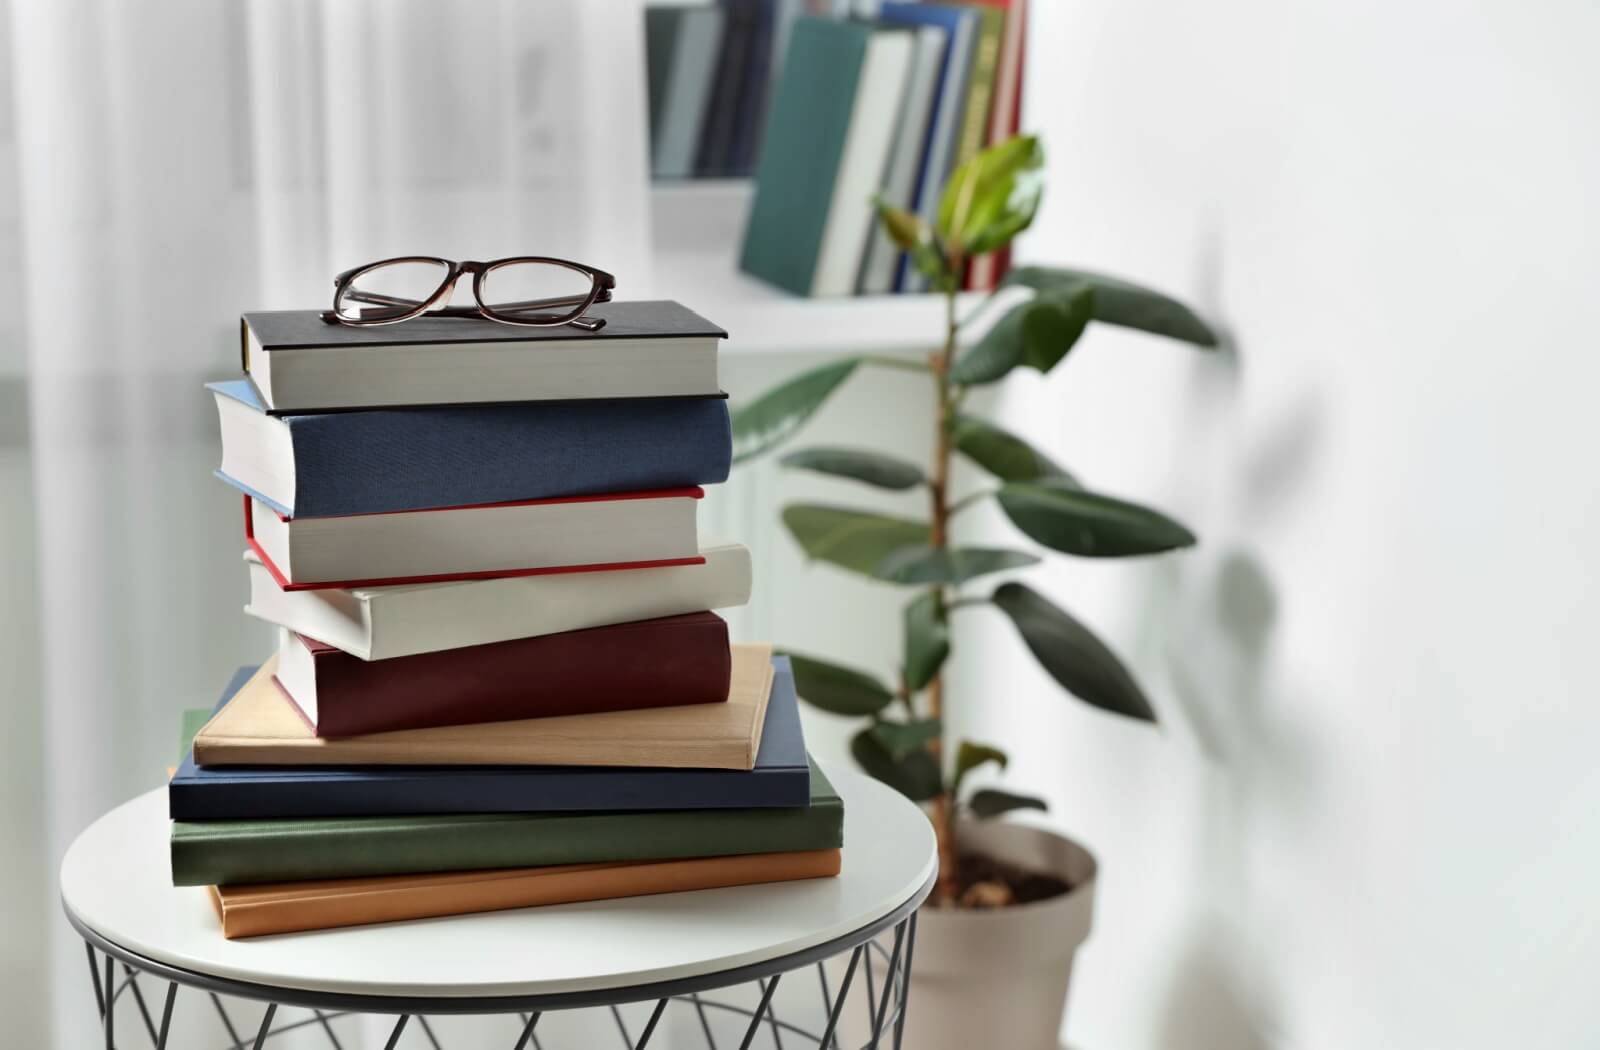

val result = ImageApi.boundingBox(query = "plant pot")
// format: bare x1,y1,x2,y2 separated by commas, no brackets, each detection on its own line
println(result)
898,819,1097,1050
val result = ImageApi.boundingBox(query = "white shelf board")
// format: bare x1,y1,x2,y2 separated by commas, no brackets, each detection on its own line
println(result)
647,179,983,357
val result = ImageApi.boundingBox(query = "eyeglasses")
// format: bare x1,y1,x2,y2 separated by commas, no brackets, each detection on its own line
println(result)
320,256,615,331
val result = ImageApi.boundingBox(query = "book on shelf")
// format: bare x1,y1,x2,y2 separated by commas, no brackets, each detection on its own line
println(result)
208,849,843,939
243,488,704,590
171,762,843,886
966,0,1028,290
946,4,1004,203
275,612,732,737
240,300,726,413
649,5,726,178
877,2,980,294
192,644,775,770
739,17,913,297
169,658,811,820
209,378,732,519
857,23,948,295
240,541,751,661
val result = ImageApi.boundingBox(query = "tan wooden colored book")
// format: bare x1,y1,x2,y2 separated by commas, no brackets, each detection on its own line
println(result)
209,849,843,938
193,644,773,770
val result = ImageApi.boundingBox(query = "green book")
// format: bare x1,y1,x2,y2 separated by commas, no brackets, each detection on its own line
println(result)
739,17,872,296
947,4,1003,176
171,762,844,887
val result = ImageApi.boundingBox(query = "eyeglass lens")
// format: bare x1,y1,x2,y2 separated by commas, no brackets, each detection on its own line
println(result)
335,260,452,322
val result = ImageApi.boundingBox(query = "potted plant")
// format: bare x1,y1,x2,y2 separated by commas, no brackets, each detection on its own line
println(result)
730,135,1217,1049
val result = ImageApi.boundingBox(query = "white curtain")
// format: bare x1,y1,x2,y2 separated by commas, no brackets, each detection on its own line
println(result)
0,2,649,1045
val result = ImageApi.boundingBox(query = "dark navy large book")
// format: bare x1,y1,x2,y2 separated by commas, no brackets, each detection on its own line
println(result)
168,657,810,820
209,378,732,518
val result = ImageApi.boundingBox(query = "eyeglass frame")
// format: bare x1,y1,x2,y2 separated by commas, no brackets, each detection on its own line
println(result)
320,255,616,331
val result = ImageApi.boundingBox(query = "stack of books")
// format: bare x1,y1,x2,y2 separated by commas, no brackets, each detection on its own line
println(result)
738,2,1027,297
169,301,843,939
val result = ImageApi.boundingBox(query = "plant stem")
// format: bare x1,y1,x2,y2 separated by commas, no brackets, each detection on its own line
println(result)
927,283,961,906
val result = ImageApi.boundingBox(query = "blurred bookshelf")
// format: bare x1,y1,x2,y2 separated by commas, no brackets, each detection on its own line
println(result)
648,178,982,356
642,0,1023,355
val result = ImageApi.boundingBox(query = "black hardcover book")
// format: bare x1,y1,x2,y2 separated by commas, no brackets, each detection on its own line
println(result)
241,299,728,413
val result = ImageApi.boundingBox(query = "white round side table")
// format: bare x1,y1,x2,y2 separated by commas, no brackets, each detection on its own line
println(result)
61,765,937,1050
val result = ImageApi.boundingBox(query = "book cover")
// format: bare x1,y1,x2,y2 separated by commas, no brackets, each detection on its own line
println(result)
169,658,810,820
210,378,732,519
192,644,774,770
739,17,873,295
172,761,843,886
694,0,760,176
240,541,752,662
281,612,731,737
209,849,843,938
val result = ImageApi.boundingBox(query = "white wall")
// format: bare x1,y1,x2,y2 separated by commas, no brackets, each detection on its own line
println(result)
929,1,1600,1047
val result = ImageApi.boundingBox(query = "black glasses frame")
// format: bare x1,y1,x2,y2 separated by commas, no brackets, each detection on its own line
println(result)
321,255,616,331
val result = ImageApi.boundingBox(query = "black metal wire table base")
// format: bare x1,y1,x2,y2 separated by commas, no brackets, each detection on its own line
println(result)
71,874,931,1050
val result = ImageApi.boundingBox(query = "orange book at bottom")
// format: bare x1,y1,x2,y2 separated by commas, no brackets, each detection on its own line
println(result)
209,849,843,939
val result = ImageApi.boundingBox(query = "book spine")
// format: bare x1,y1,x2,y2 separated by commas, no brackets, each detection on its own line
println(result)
171,799,845,886
167,763,811,820
284,397,732,518
307,614,732,737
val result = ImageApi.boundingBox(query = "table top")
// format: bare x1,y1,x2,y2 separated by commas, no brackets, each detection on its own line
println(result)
60,764,936,1002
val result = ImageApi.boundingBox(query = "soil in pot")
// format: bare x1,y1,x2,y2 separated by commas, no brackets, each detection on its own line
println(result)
949,850,1073,909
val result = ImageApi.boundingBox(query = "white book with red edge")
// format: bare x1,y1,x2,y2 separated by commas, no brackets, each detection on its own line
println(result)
245,487,703,591
241,539,751,661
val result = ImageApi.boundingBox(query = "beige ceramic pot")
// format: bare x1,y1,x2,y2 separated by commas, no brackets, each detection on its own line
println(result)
895,819,1097,1050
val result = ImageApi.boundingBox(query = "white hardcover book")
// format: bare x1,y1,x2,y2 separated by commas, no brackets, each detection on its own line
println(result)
810,28,915,297
857,25,948,295
248,489,701,588
243,540,753,661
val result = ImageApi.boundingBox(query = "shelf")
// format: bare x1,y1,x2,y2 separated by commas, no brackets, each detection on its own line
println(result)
646,180,982,357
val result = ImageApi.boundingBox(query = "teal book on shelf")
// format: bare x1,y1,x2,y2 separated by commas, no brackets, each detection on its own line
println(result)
738,17,912,297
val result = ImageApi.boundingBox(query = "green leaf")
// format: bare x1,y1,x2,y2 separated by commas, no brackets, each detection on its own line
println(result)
874,197,925,251
1019,288,1093,373
1005,267,1218,347
852,727,943,801
947,288,1092,385
997,483,1196,557
786,652,895,716
948,299,1027,384
991,581,1157,721
779,447,925,490
938,135,1045,255
878,546,1039,585
950,740,1008,798
911,236,957,292
731,359,862,463
968,788,1049,818
902,591,949,691
951,415,1078,485
868,717,943,760
782,504,931,580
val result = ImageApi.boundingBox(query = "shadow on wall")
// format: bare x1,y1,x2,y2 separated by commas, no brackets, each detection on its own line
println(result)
1127,310,1330,1048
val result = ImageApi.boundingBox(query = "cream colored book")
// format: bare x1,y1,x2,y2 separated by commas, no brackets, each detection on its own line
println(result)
194,644,774,770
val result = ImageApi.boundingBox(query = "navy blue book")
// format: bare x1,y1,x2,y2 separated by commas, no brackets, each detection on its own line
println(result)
168,657,810,820
209,378,732,518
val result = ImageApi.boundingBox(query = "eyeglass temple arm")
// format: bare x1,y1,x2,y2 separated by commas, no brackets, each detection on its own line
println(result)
343,289,611,312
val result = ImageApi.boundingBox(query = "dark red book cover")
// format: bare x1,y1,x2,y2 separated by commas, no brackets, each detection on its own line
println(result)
282,613,732,737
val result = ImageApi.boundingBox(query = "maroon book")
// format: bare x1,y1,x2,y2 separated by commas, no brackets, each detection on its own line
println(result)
274,613,732,737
